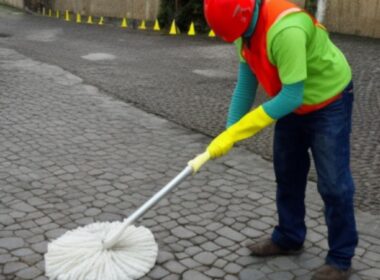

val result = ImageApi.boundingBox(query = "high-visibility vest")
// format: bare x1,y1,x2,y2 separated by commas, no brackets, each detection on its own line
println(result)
242,0,335,114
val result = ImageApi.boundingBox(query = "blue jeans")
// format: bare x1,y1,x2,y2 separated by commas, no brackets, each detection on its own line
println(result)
271,82,358,270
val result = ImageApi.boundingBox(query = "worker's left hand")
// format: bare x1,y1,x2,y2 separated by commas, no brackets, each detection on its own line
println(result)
207,130,234,159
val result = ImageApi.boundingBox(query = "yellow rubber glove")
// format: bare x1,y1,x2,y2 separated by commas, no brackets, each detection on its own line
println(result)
207,105,275,159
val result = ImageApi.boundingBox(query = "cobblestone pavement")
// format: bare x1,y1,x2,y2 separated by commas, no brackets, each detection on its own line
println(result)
1,5,378,214
1,48,380,280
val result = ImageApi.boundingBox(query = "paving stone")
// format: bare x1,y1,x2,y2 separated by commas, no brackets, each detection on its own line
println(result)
217,227,245,242
157,251,175,264
299,256,325,270
308,230,325,243
175,252,187,260
191,236,207,245
9,202,36,213
224,263,242,274
27,197,46,206
268,257,298,270
215,236,235,247
200,241,220,252
180,258,200,269
293,268,309,276
193,252,217,265
148,266,169,279
171,226,196,239
11,248,34,257
205,267,226,278
84,208,102,216
20,253,43,266
31,241,47,254
225,275,239,280
16,266,43,279
10,211,26,219
45,228,67,239
213,259,227,269
161,275,180,280
358,268,380,278
34,277,48,280
0,237,24,250
364,251,380,262
214,248,231,257
268,271,294,280
239,267,266,280
35,217,52,226
0,253,17,264
241,227,263,239
163,260,186,274
183,270,211,280
0,214,15,226
3,262,28,274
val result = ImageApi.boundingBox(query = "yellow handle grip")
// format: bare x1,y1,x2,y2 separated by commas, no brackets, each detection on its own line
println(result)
188,151,210,173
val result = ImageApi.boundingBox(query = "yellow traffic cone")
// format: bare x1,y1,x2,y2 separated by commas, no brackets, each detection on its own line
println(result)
87,15,94,24
76,13,81,23
98,16,104,25
121,17,128,28
169,20,178,35
56,10,60,19
153,19,160,31
188,22,196,36
65,10,70,21
138,20,147,30
42,7,46,16
48,9,52,17
208,29,216,37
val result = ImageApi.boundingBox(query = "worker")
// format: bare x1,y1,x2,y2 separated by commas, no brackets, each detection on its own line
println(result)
204,0,358,279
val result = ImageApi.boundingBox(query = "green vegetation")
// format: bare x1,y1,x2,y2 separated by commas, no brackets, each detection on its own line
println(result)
158,0,208,32
305,0,319,15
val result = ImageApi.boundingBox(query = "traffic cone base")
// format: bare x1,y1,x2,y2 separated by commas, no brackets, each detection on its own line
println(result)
121,18,128,28
138,20,147,30
169,20,178,35
65,10,70,21
188,22,196,36
76,13,81,23
87,16,94,24
153,19,160,31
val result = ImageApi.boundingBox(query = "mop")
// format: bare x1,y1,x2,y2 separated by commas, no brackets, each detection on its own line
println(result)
45,151,210,280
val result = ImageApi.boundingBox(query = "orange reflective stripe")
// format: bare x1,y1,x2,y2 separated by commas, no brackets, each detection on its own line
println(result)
294,93,343,114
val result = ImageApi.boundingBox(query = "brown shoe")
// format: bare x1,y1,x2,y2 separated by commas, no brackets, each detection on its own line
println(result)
312,264,352,280
246,239,303,257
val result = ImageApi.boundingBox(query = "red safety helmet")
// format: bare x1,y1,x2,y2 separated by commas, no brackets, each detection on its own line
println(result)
204,0,256,43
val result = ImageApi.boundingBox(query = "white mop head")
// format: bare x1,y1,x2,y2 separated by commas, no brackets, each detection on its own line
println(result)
45,222,158,280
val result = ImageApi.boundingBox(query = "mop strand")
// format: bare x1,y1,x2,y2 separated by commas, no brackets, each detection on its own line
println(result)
45,221,158,280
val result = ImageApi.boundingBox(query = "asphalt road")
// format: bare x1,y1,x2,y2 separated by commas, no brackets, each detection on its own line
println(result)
0,5,379,214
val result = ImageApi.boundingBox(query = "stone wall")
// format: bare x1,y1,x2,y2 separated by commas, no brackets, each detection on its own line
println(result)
0,0,24,9
324,0,380,38
52,0,159,20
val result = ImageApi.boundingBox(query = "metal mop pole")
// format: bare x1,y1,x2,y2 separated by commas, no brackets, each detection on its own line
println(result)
103,151,210,249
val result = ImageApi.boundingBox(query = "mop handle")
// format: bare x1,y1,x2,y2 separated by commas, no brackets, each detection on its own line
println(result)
103,151,210,249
